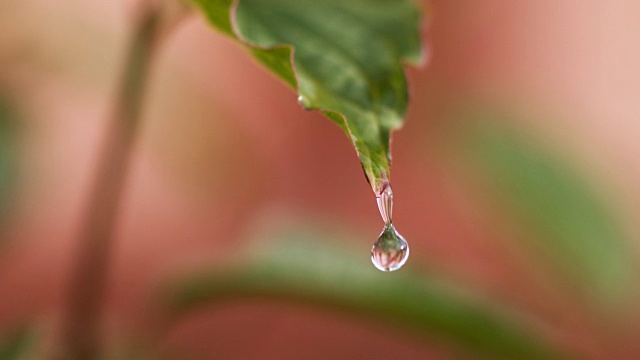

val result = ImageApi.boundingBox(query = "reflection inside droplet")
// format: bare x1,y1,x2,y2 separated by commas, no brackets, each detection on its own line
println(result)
371,224,409,272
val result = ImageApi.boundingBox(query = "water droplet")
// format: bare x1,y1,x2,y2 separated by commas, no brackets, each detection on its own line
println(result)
297,94,312,110
376,185,393,224
371,224,409,272
371,182,409,271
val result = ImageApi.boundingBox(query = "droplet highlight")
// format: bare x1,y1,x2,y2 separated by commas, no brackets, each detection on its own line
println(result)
371,224,409,272
297,94,312,110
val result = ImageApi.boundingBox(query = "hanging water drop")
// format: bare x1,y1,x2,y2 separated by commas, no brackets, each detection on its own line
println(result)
371,224,409,272
376,185,393,224
371,183,410,272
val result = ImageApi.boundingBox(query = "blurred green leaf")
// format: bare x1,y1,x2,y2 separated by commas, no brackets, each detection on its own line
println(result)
191,0,424,191
165,225,562,359
0,327,35,360
459,113,635,308
0,97,18,226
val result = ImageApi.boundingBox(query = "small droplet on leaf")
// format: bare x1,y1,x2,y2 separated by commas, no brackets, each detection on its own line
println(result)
297,94,312,110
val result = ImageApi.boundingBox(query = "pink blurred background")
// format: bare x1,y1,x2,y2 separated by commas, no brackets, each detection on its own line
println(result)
0,0,639,358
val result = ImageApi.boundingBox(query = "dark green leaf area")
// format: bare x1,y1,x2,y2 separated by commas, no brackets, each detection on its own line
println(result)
0,326,36,360
193,0,423,188
0,98,19,224
191,0,235,36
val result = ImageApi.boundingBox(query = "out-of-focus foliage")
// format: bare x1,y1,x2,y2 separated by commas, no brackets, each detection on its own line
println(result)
0,97,18,226
457,111,636,309
165,223,561,359
0,326,35,360
1,0,639,358
191,0,423,191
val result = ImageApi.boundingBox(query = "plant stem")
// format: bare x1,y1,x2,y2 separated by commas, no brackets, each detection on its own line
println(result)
55,5,160,360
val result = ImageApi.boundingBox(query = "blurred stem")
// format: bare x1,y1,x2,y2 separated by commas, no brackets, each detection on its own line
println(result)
57,4,161,360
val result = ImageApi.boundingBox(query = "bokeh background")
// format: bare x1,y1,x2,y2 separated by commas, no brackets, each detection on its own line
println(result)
1,0,639,359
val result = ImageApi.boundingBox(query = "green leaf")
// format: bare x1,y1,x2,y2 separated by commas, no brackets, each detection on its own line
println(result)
164,225,562,359
457,112,636,309
191,0,424,191
0,97,18,226
0,327,36,360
